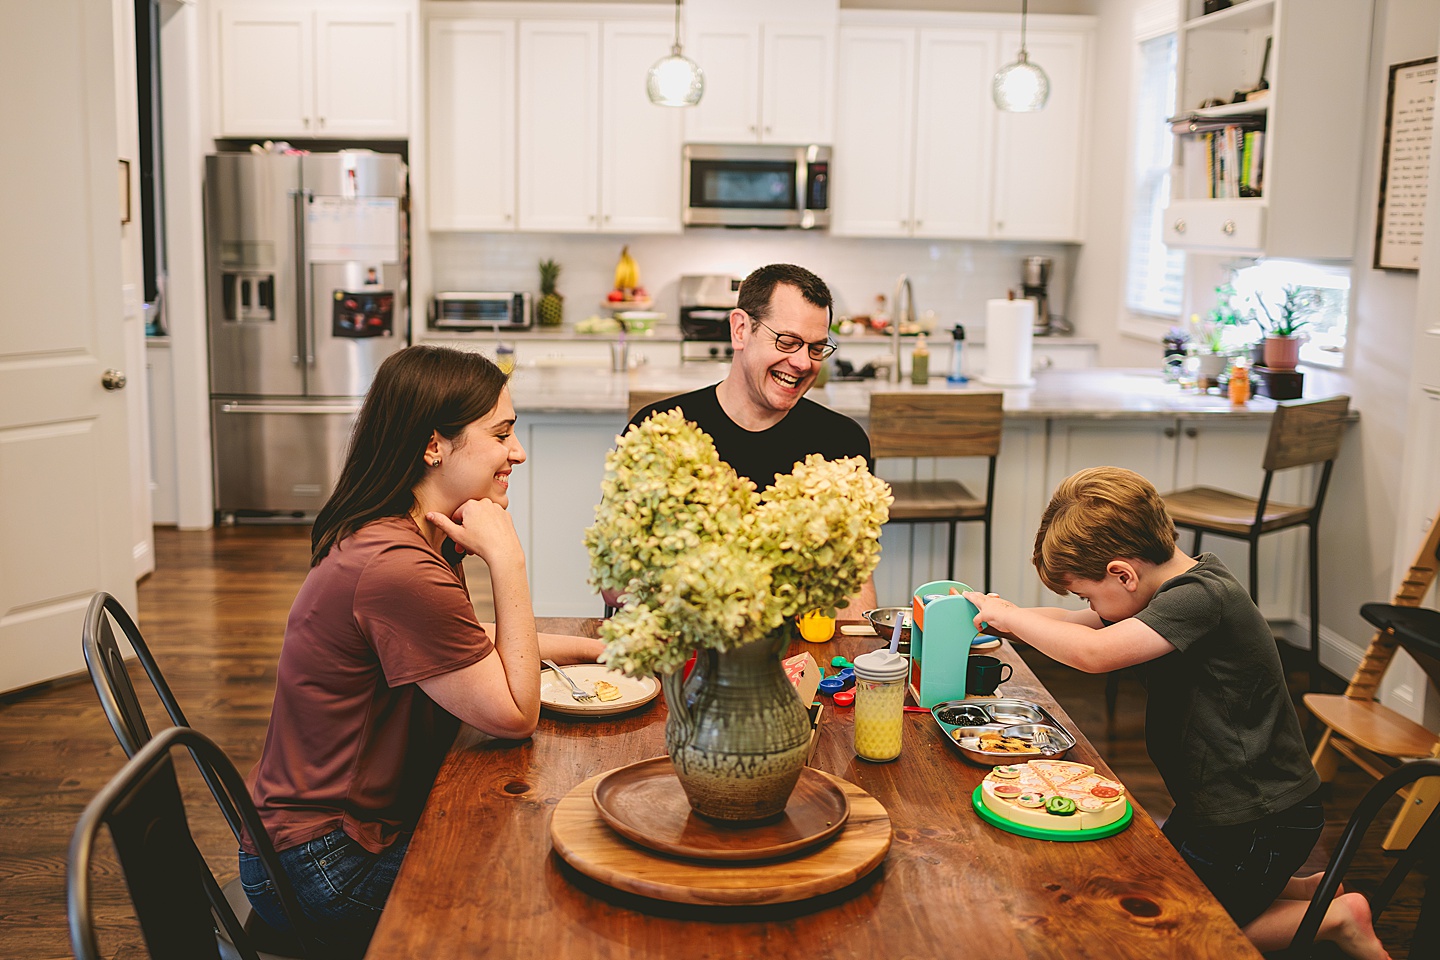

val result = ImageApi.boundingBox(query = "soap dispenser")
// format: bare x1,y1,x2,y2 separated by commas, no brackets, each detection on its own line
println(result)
947,326,968,384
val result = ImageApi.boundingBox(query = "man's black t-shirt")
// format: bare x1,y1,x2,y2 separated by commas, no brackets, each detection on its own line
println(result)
628,385,872,489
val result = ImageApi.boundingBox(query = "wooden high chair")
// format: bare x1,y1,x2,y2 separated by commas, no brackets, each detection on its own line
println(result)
1303,511,1440,850
627,389,680,421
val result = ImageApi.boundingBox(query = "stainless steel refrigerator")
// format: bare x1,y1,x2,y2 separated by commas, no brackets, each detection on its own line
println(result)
205,151,408,519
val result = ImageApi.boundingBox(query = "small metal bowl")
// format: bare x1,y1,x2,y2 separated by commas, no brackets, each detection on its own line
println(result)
1000,723,1074,757
984,700,1046,724
863,607,911,651
934,703,990,727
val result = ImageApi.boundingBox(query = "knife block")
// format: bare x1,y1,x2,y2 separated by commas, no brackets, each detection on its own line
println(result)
908,580,980,708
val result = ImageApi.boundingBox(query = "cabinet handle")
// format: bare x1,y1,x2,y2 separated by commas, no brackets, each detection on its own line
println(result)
764,126,772,134
504,213,512,221
1173,219,1186,234
995,220,1003,231
318,117,325,129
749,124,757,133
1164,426,1176,438
1185,427,1198,438
588,214,595,222
604,214,611,223
1222,219,1236,236
303,117,310,129
914,219,923,228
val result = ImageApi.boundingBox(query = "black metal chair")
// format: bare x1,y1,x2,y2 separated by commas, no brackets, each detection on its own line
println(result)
68,726,316,960
1282,756,1440,958
80,592,309,958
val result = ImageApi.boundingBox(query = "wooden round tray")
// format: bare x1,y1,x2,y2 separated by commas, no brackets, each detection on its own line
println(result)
592,757,849,862
551,769,891,905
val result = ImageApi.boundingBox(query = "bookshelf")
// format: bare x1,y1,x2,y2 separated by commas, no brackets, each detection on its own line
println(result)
1163,0,1373,258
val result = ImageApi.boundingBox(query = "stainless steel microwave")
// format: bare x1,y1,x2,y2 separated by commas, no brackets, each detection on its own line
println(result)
682,144,830,229
430,292,531,331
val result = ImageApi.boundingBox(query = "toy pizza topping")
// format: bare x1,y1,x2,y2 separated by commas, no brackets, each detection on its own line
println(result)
593,680,622,702
992,783,1023,799
1014,791,1047,808
1045,796,1077,816
992,764,1024,779
1077,797,1106,812
1091,782,1124,801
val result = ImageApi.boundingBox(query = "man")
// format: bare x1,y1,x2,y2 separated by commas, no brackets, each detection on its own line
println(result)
627,263,877,613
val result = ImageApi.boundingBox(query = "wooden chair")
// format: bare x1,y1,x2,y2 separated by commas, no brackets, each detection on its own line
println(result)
1162,395,1351,670
869,391,1004,590
627,389,681,421
1304,515,1440,851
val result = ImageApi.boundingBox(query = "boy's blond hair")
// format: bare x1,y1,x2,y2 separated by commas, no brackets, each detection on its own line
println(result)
1032,466,1177,595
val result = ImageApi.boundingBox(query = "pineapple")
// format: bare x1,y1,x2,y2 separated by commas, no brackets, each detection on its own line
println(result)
537,259,564,327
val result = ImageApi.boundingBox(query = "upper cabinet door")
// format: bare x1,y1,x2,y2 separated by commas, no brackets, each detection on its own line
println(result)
428,19,516,231
761,22,835,143
991,29,1090,241
600,21,683,233
517,20,601,232
913,29,997,239
830,27,915,238
685,22,762,143
314,9,409,137
218,5,313,137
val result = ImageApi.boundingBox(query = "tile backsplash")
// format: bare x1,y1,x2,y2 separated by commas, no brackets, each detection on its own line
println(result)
429,231,1075,334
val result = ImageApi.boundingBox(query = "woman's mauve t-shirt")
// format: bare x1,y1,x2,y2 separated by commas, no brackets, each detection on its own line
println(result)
243,515,493,855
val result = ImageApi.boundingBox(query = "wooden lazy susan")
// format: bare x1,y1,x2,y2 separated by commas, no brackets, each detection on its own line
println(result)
549,758,892,906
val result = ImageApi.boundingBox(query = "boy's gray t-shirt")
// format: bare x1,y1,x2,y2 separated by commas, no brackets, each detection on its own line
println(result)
1134,553,1319,827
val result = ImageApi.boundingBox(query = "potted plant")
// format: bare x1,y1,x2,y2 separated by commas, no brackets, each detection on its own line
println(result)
1185,312,1230,383
1252,285,1318,370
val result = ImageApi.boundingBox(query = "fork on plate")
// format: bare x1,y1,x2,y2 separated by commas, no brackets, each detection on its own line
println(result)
541,659,596,703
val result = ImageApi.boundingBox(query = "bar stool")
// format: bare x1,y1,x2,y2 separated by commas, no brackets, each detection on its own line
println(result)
1163,395,1350,671
868,391,1005,590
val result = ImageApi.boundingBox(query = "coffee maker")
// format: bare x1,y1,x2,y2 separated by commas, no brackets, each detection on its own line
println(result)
1021,256,1053,336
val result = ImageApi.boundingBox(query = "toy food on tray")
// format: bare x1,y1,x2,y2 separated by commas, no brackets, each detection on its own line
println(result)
979,760,1128,832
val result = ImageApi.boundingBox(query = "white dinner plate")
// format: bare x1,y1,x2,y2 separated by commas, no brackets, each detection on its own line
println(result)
540,664,660,717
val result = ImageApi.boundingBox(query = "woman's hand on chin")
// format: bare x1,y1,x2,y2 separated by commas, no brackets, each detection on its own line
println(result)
427,499,524,568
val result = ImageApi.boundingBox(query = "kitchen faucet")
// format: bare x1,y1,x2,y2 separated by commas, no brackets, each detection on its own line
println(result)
890,274,914,383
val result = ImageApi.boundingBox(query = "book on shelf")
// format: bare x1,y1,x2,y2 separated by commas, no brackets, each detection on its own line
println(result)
1179,124,1264,200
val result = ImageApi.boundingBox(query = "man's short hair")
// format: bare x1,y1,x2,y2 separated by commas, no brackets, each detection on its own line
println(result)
736,263,833,325
1032,466,1177,595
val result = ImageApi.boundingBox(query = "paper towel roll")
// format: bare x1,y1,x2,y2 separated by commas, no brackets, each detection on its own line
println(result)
981,298,1036,387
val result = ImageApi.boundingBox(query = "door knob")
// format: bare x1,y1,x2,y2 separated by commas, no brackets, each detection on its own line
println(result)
1222,219,1236,235
1173,219,1187,234
102,369,127,391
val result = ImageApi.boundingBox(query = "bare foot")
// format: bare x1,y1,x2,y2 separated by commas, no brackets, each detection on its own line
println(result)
1281,870,1344,900
1319,892,1391,960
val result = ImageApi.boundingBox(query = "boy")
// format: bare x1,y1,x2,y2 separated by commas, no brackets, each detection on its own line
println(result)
963,467,1388,960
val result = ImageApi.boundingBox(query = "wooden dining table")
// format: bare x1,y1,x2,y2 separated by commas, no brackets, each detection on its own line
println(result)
366,620,1262,959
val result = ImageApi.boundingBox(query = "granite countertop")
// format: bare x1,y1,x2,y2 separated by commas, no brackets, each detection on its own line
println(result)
506,365,1279,421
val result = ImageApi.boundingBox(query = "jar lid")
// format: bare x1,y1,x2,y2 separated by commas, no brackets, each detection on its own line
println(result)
852,649,909,682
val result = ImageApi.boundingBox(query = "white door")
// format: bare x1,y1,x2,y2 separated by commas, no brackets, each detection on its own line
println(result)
992,29,1090,241
217,3,313,137
600,20,683,234
428,18,516,231
760,21,834,144
685,21,761,143
517,19,600,232
913,28,997,239
830,27,915,238
315,9,410,137
1,0,137,691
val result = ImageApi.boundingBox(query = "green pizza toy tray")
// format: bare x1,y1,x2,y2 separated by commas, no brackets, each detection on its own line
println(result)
972,785,1133,841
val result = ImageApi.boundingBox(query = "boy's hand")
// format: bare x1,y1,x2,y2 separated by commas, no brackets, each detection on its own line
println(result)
962,591,1017,636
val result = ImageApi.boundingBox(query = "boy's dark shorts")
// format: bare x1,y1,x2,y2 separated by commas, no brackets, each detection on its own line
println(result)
1161,789,1324,927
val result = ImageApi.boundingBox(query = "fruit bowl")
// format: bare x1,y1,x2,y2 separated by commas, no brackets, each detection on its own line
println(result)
602,297,653,312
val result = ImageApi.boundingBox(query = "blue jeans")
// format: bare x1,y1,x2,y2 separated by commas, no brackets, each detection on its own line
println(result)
1162,791,1324,927
239,827,409,960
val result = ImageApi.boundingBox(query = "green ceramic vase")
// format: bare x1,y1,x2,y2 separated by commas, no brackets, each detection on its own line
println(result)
661,631,811,822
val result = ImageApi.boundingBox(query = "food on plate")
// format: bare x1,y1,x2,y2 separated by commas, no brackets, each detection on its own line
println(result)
979,760,1130,833
593,680,622,702
956,730,1031,754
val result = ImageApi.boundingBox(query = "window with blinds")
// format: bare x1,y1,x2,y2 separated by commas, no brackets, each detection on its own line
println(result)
1125,30,1184,319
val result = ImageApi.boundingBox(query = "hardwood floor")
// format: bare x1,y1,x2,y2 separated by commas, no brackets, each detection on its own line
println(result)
0,525,1427,958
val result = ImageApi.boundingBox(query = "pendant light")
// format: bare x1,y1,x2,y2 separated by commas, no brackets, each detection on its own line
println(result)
647,0,704,107
992,0,1050,112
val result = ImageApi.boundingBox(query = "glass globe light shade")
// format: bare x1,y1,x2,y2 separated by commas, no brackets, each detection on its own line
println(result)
992,54,1050,112
647,49,704,107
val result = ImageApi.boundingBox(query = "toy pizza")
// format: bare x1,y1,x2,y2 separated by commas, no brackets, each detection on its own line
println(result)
975,759,1132,839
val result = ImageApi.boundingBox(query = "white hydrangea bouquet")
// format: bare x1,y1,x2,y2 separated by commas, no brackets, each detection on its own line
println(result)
585,410,892,676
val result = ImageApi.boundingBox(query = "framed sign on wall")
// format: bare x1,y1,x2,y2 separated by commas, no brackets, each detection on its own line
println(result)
1374,57,1437,271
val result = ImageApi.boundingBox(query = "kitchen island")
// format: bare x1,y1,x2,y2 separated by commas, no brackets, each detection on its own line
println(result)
492,366,1311,617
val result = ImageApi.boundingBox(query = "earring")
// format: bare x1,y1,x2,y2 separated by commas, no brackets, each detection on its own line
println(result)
429,458,441,467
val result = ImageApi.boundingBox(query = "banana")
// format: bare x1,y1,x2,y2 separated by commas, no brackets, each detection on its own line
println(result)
614,246,639,292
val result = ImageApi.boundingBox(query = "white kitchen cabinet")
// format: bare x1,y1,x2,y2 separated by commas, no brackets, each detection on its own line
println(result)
832,14,1089,242
685,19,835,145
215,2,410,139
513,17,682,233
1162,0,1372,258
428,19,516,231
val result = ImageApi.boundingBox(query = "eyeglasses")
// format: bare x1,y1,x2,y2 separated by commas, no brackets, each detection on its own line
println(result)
751,317,838,360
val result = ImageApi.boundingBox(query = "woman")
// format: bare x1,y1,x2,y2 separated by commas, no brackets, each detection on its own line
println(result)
238,345,602,958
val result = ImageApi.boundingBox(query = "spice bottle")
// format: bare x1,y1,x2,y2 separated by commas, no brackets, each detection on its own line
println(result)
1228,358,1250,405
852,650,909,762
910,333,930,385
947,325,968,384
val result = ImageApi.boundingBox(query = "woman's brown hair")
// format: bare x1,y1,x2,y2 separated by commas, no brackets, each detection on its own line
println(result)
1032,466,1177,595
310,345,508,566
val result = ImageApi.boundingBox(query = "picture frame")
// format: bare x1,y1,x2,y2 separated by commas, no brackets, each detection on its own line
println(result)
1374,57,1437,272
117,158,131,225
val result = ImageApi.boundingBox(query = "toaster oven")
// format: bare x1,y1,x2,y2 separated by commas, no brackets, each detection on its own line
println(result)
430,292,531,331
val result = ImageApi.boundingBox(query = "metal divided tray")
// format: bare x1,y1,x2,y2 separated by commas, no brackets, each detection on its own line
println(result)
930,698,1077,765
